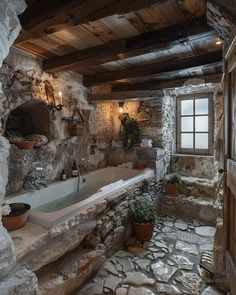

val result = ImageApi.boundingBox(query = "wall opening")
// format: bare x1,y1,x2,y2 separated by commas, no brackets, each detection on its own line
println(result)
4,100,52,144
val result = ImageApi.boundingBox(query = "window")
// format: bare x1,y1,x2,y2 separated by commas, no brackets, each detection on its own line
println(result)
176,93,213,154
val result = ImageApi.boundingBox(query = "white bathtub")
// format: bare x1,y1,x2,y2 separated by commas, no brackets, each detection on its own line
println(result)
6,167,154,228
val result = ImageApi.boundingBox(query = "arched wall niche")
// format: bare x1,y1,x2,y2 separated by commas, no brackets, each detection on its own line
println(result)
4,100,54,143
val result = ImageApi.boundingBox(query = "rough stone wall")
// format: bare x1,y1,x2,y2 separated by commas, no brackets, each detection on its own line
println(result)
93,98,173,175
110,100,163,146
0,1,39,294
162,93,176,174
170,83,224,180
0,49,113,194
171,155,215,179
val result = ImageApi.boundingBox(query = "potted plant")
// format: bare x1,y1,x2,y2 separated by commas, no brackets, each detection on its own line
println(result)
130,199,157,241
164,172,182,196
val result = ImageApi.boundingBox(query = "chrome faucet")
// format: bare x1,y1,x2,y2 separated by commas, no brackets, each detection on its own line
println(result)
23,162,47,190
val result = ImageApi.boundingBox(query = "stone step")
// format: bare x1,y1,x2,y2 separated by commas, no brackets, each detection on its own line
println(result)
181,176,216,199
157,194,221,225
37,248,105,294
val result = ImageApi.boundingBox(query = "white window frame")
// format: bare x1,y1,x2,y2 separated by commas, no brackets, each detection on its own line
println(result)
176,93,214,155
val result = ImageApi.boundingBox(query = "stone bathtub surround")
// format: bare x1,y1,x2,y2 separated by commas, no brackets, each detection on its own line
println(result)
9,177,159,294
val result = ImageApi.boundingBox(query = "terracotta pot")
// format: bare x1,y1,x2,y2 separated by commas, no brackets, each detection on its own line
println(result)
133,163,146,170
13,141,35,150
67,123,77,136
2,203,31,231
132,219,154,241
164,183,180,196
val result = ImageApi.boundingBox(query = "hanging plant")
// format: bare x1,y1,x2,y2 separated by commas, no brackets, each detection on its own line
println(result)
120,115,141,150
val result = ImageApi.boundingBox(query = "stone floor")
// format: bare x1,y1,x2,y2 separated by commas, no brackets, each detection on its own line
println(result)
77,216,225,295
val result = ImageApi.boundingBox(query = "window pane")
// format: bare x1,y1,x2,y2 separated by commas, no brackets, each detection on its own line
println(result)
195,133,208,149
181,100,193,115
195,116,208,132
195,99,208,114
181,117,193,132
181,133,193,149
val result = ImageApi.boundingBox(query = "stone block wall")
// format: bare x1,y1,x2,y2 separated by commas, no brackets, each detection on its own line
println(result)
0,50,114,195
170,86,224,181
89,96,175,175
0,1,39,294
171,154,215,179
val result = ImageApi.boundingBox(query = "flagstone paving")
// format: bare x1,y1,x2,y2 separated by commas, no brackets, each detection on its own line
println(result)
77,216,225,295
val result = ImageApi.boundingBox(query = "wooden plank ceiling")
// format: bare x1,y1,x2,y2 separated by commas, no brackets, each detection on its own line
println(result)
15,0,223,95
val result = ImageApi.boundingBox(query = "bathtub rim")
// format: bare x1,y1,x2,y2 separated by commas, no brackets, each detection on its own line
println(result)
6,167,154,228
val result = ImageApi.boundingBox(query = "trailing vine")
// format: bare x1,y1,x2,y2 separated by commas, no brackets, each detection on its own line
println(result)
120,115,141,150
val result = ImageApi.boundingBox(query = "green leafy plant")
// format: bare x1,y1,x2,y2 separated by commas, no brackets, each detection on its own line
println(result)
130,199,157,224
120,116,141,150
164,172,182,189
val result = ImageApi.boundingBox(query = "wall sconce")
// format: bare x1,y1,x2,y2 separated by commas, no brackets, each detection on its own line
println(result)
48,91,64,119
118,102,125,114
54,91,64,111
215,37,223,46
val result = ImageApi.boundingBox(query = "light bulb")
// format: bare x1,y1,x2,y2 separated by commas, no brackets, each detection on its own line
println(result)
215,37,222,46
58,91,63,105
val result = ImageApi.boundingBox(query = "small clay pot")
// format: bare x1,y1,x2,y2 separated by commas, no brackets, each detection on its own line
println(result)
133,163,146,170
2,203,31,231
67,123,77,137
13,141,35,150
164,183,180,196
132,220,154,241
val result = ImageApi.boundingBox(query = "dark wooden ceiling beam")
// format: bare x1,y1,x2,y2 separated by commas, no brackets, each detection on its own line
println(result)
87,90,164,102
83,50,223,86
16,0,171,44
88,72,222,102
43,17,214,73
111,72,223,92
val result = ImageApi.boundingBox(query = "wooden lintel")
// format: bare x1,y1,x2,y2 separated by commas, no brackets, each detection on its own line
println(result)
112,73,223,92
16,0,171,44
87,90,164,102
83,51,223,86
43,17,213,73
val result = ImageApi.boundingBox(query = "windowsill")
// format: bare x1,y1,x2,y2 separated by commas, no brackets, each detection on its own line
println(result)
173,153,214,158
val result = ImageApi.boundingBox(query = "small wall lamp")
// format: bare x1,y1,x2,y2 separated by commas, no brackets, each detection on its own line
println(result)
49,90,64,110
48,91,64,119
118,102,125,114
215,37,223,46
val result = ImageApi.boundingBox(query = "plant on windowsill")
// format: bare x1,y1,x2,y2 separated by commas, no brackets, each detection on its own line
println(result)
163,172,182,196
120,115,141,150
130,199,157,241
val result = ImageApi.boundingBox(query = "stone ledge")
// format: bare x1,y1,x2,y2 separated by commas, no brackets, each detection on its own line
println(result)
157,194,221,225
37,248,105,295
10,220,96,272
171,154,215,179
